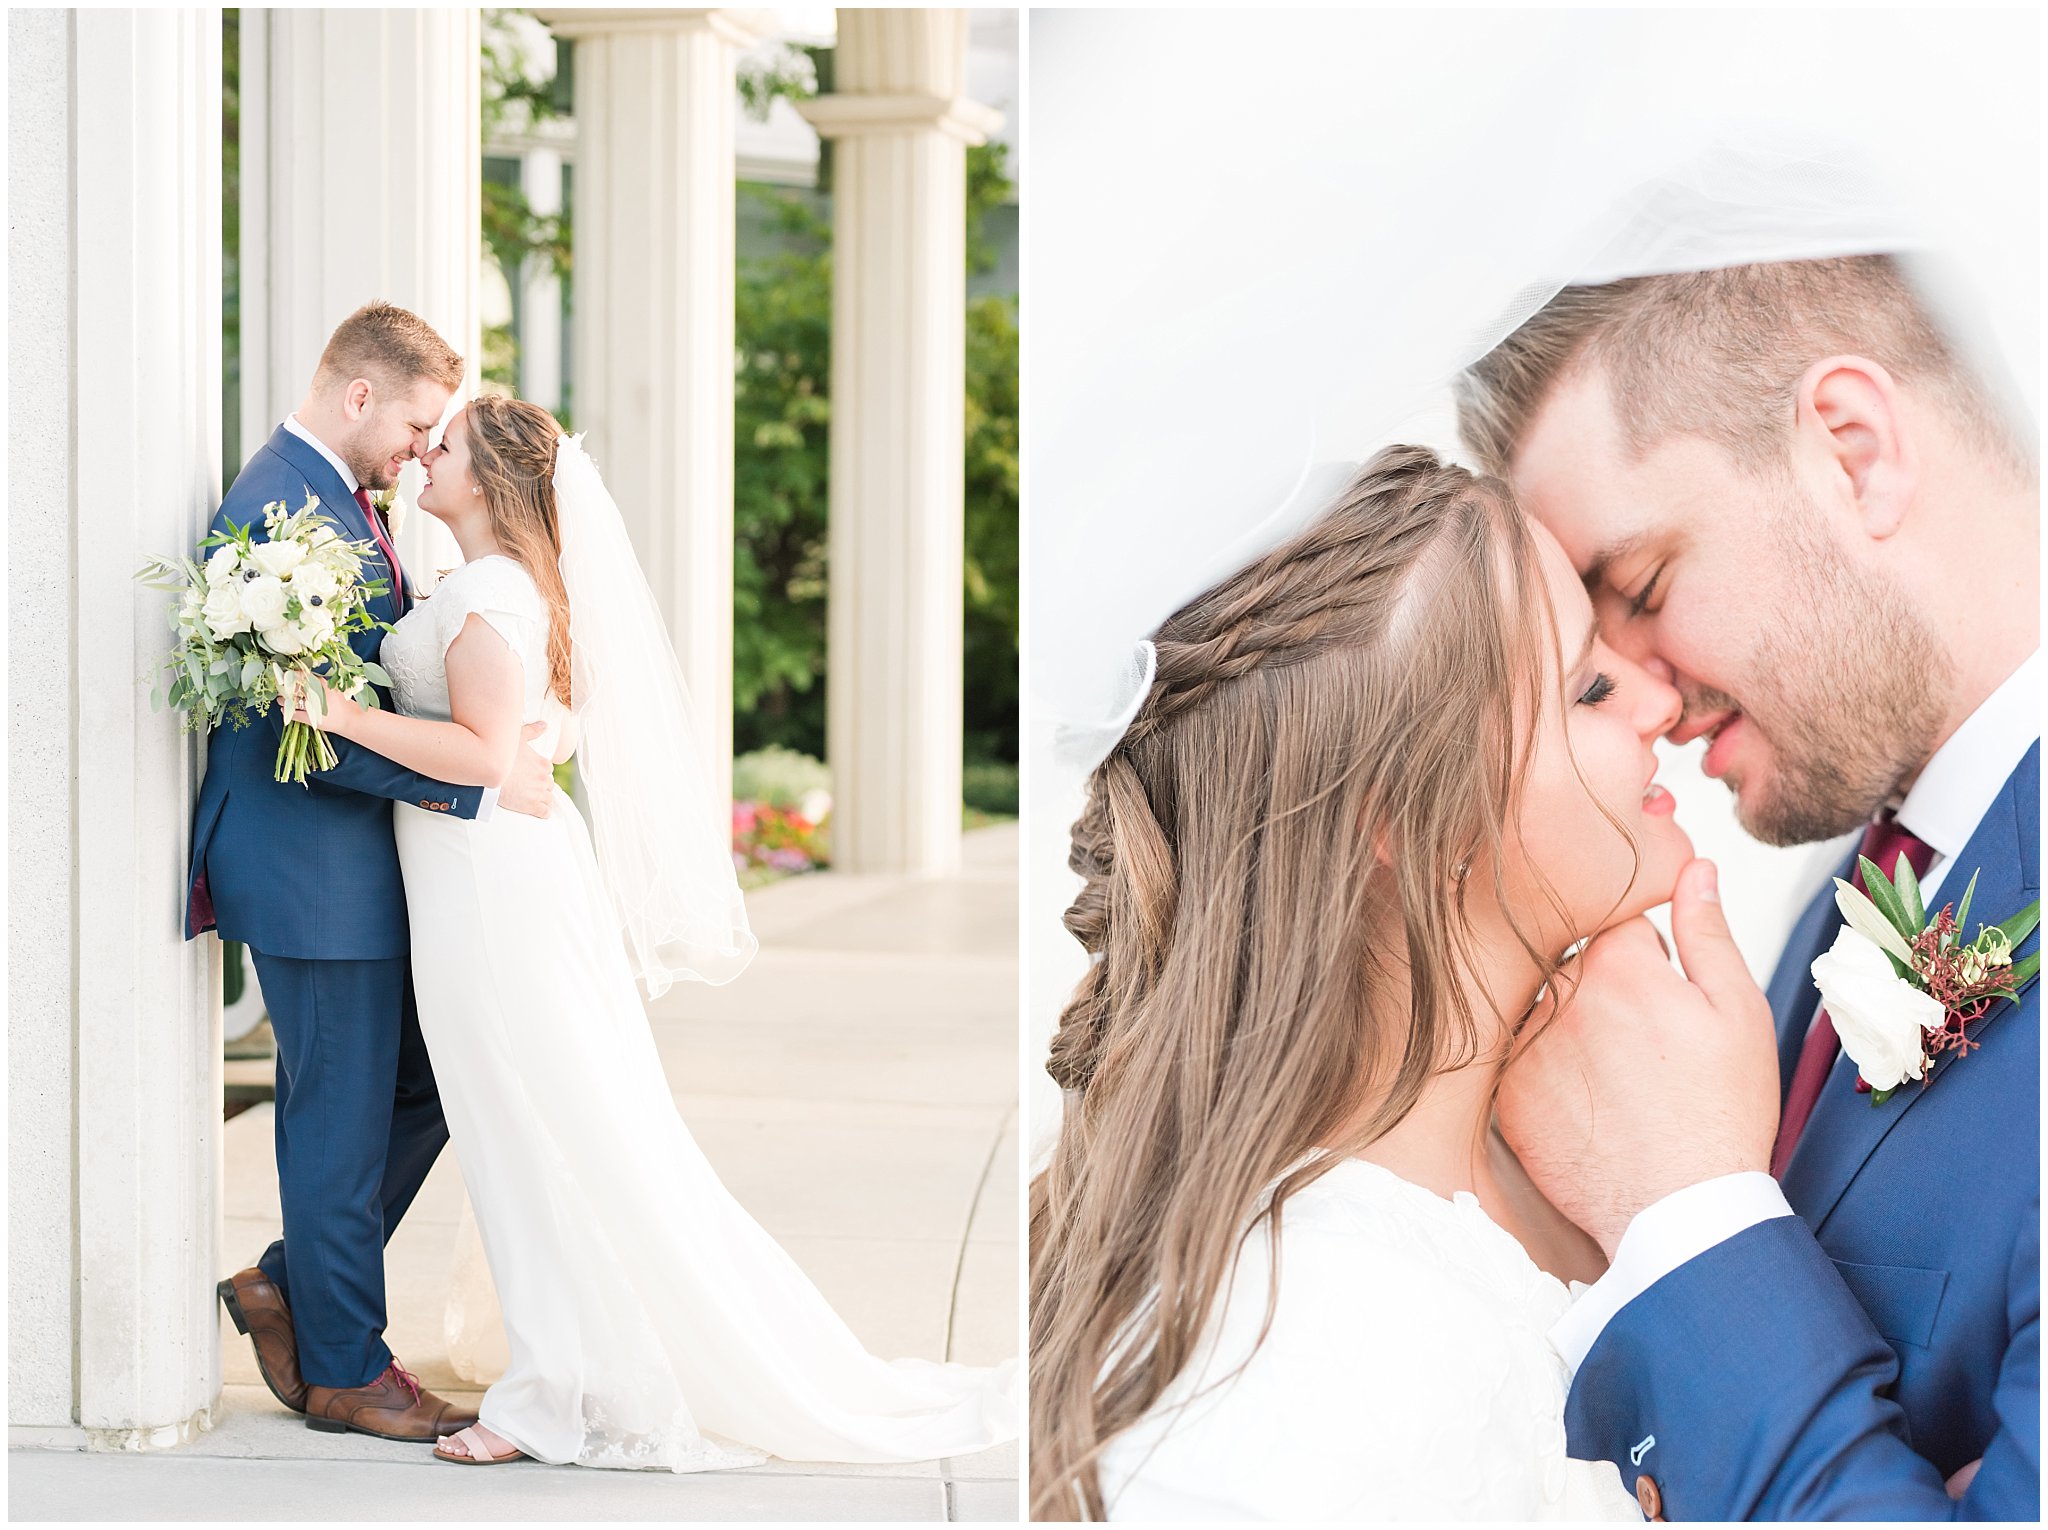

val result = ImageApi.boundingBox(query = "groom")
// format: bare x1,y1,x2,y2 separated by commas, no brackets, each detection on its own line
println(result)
1461,255,2038,1519
189,302,555,1439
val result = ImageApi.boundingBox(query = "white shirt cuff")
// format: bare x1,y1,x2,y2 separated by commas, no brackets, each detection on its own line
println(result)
475,786,499,822
1550,1172,1795,1374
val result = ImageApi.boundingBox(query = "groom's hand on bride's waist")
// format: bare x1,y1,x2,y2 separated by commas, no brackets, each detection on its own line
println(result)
1497,859,1779,1257
499,723,555,818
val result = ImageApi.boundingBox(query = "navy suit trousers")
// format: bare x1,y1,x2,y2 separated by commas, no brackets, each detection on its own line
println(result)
250,950,448,1390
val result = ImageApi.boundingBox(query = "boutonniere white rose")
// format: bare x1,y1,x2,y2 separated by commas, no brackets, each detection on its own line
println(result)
369,487,405,537
1813,854,2040,1105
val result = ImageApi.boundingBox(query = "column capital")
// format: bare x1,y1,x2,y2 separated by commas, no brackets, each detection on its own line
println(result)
533,8,773,48
800,92,1003,146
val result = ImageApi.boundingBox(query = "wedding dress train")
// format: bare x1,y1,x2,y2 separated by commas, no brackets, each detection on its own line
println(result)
383,555,1016,1471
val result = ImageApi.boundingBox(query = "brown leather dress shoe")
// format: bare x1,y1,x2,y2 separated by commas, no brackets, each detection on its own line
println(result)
305,1360,480,1442
216,1267,308,1413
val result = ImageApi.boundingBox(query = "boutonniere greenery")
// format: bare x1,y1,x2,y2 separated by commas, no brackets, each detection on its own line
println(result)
1810,855,2039,1105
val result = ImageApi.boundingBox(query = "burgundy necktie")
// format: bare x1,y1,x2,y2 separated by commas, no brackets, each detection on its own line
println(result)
354,487,406,607
1770,813,1938,1177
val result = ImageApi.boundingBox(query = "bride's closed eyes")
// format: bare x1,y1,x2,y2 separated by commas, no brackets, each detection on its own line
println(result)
1576,671,1618,707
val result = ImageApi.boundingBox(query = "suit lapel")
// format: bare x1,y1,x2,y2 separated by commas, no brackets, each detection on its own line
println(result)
264,426,404,623
1779,744,2040,1233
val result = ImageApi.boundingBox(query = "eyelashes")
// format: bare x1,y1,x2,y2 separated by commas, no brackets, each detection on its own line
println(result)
1576,671,1618,707
1627,568,1662,619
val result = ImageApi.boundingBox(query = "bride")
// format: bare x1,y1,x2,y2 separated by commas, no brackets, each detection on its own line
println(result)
292,392,1016,1470
1028,444,1711,1520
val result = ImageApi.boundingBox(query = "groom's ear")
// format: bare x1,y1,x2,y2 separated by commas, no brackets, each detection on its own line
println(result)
341,377,375,420
1793,355,1916,540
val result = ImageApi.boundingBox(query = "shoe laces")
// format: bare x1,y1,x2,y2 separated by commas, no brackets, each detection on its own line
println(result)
386,1359,422,1406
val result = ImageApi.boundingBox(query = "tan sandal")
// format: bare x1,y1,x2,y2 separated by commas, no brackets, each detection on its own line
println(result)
433,1424,526,1465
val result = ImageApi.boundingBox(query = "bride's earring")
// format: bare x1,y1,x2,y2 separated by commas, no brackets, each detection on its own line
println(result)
1452,859,1471,881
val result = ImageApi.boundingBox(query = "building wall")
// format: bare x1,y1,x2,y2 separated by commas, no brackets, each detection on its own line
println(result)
7,6,82,1430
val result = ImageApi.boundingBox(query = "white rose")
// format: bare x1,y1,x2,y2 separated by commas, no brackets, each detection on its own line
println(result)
290,562,340,607
204,545,241,586
297,606,338,651
250,539,307,579
202,585,251,640
266,621,307,656
1810,925,1946,1093
238,574,289,631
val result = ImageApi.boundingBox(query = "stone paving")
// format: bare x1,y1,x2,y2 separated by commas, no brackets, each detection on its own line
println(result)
10,826,1022,1522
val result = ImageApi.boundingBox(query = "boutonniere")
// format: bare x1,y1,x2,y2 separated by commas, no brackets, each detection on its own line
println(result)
1811,855,2039,1105
369,487,405,537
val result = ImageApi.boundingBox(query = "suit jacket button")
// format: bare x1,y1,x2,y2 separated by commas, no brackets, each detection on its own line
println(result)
1635,1474,1665,1521
418,799,429,808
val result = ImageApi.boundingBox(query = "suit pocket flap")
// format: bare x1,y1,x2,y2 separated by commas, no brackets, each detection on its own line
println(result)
1830,1259,1949,1349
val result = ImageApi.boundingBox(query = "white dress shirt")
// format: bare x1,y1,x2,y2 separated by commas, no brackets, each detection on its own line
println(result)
278,414,500,822
1552,648,2042,1372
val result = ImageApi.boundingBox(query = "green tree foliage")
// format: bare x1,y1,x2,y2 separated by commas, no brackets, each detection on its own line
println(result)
733,188,834,758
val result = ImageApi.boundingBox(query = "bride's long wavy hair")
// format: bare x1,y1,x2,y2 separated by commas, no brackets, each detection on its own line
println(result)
464,392,574,706
1029,445,1586,1520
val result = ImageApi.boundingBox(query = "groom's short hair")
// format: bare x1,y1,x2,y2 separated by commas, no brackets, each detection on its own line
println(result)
315,301,466,395
1456,255,2024,479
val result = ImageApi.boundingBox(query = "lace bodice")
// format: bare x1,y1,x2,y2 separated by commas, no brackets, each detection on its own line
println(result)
1097,1157,1641,1521
381,556,557,740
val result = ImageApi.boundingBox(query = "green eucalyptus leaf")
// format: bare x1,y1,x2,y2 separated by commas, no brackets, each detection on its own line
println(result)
1954,868,1980,939
1892,852,1926,932
1858,856,1918,943
2012,950,2040,987
1995,899,2040,950
1870,1087,1894,1107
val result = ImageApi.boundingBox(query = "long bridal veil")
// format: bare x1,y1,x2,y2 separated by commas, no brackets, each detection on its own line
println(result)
1026,8,2039,1152
555,432,756,997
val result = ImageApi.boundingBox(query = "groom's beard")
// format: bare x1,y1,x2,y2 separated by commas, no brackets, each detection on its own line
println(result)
1699,506,1951,848
341,437,404,493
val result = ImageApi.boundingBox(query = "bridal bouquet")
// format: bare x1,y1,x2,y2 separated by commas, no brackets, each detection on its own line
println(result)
1813,854,2040,1102
138,493,393,785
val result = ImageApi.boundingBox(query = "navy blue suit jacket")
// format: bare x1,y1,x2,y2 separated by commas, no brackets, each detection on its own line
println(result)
184,426,483,959
1566,744,2040,1519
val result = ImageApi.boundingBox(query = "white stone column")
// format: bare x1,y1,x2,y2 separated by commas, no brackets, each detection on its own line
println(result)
535,8,769,817
8,5,224,1443
802,10,1000,875
518,142,566,413
240,6,481,580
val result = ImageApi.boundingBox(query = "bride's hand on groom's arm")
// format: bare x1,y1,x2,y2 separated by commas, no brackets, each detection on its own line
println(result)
1496,859,1780,1258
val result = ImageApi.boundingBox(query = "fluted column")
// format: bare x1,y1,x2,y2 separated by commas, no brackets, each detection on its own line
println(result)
801,10,1001,875
518,143,566,413
8,5,224,1442
240,6,480,578
536,7,769,816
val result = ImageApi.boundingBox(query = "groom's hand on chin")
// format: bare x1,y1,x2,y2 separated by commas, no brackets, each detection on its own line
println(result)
498,723,556,818
1497,860,1779,1258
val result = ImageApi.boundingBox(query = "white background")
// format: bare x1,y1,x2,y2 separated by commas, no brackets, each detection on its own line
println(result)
1022,6,2041,1158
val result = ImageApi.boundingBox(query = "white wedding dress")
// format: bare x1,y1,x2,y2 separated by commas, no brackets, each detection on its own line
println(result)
382,555,1017,1471
1098,1156,1641,1521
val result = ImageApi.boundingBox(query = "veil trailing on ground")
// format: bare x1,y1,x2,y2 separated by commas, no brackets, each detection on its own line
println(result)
553,433,757,997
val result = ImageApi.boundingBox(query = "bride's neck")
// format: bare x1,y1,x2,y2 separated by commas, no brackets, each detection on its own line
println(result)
1342,927,1604,1282
448,519,503,564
